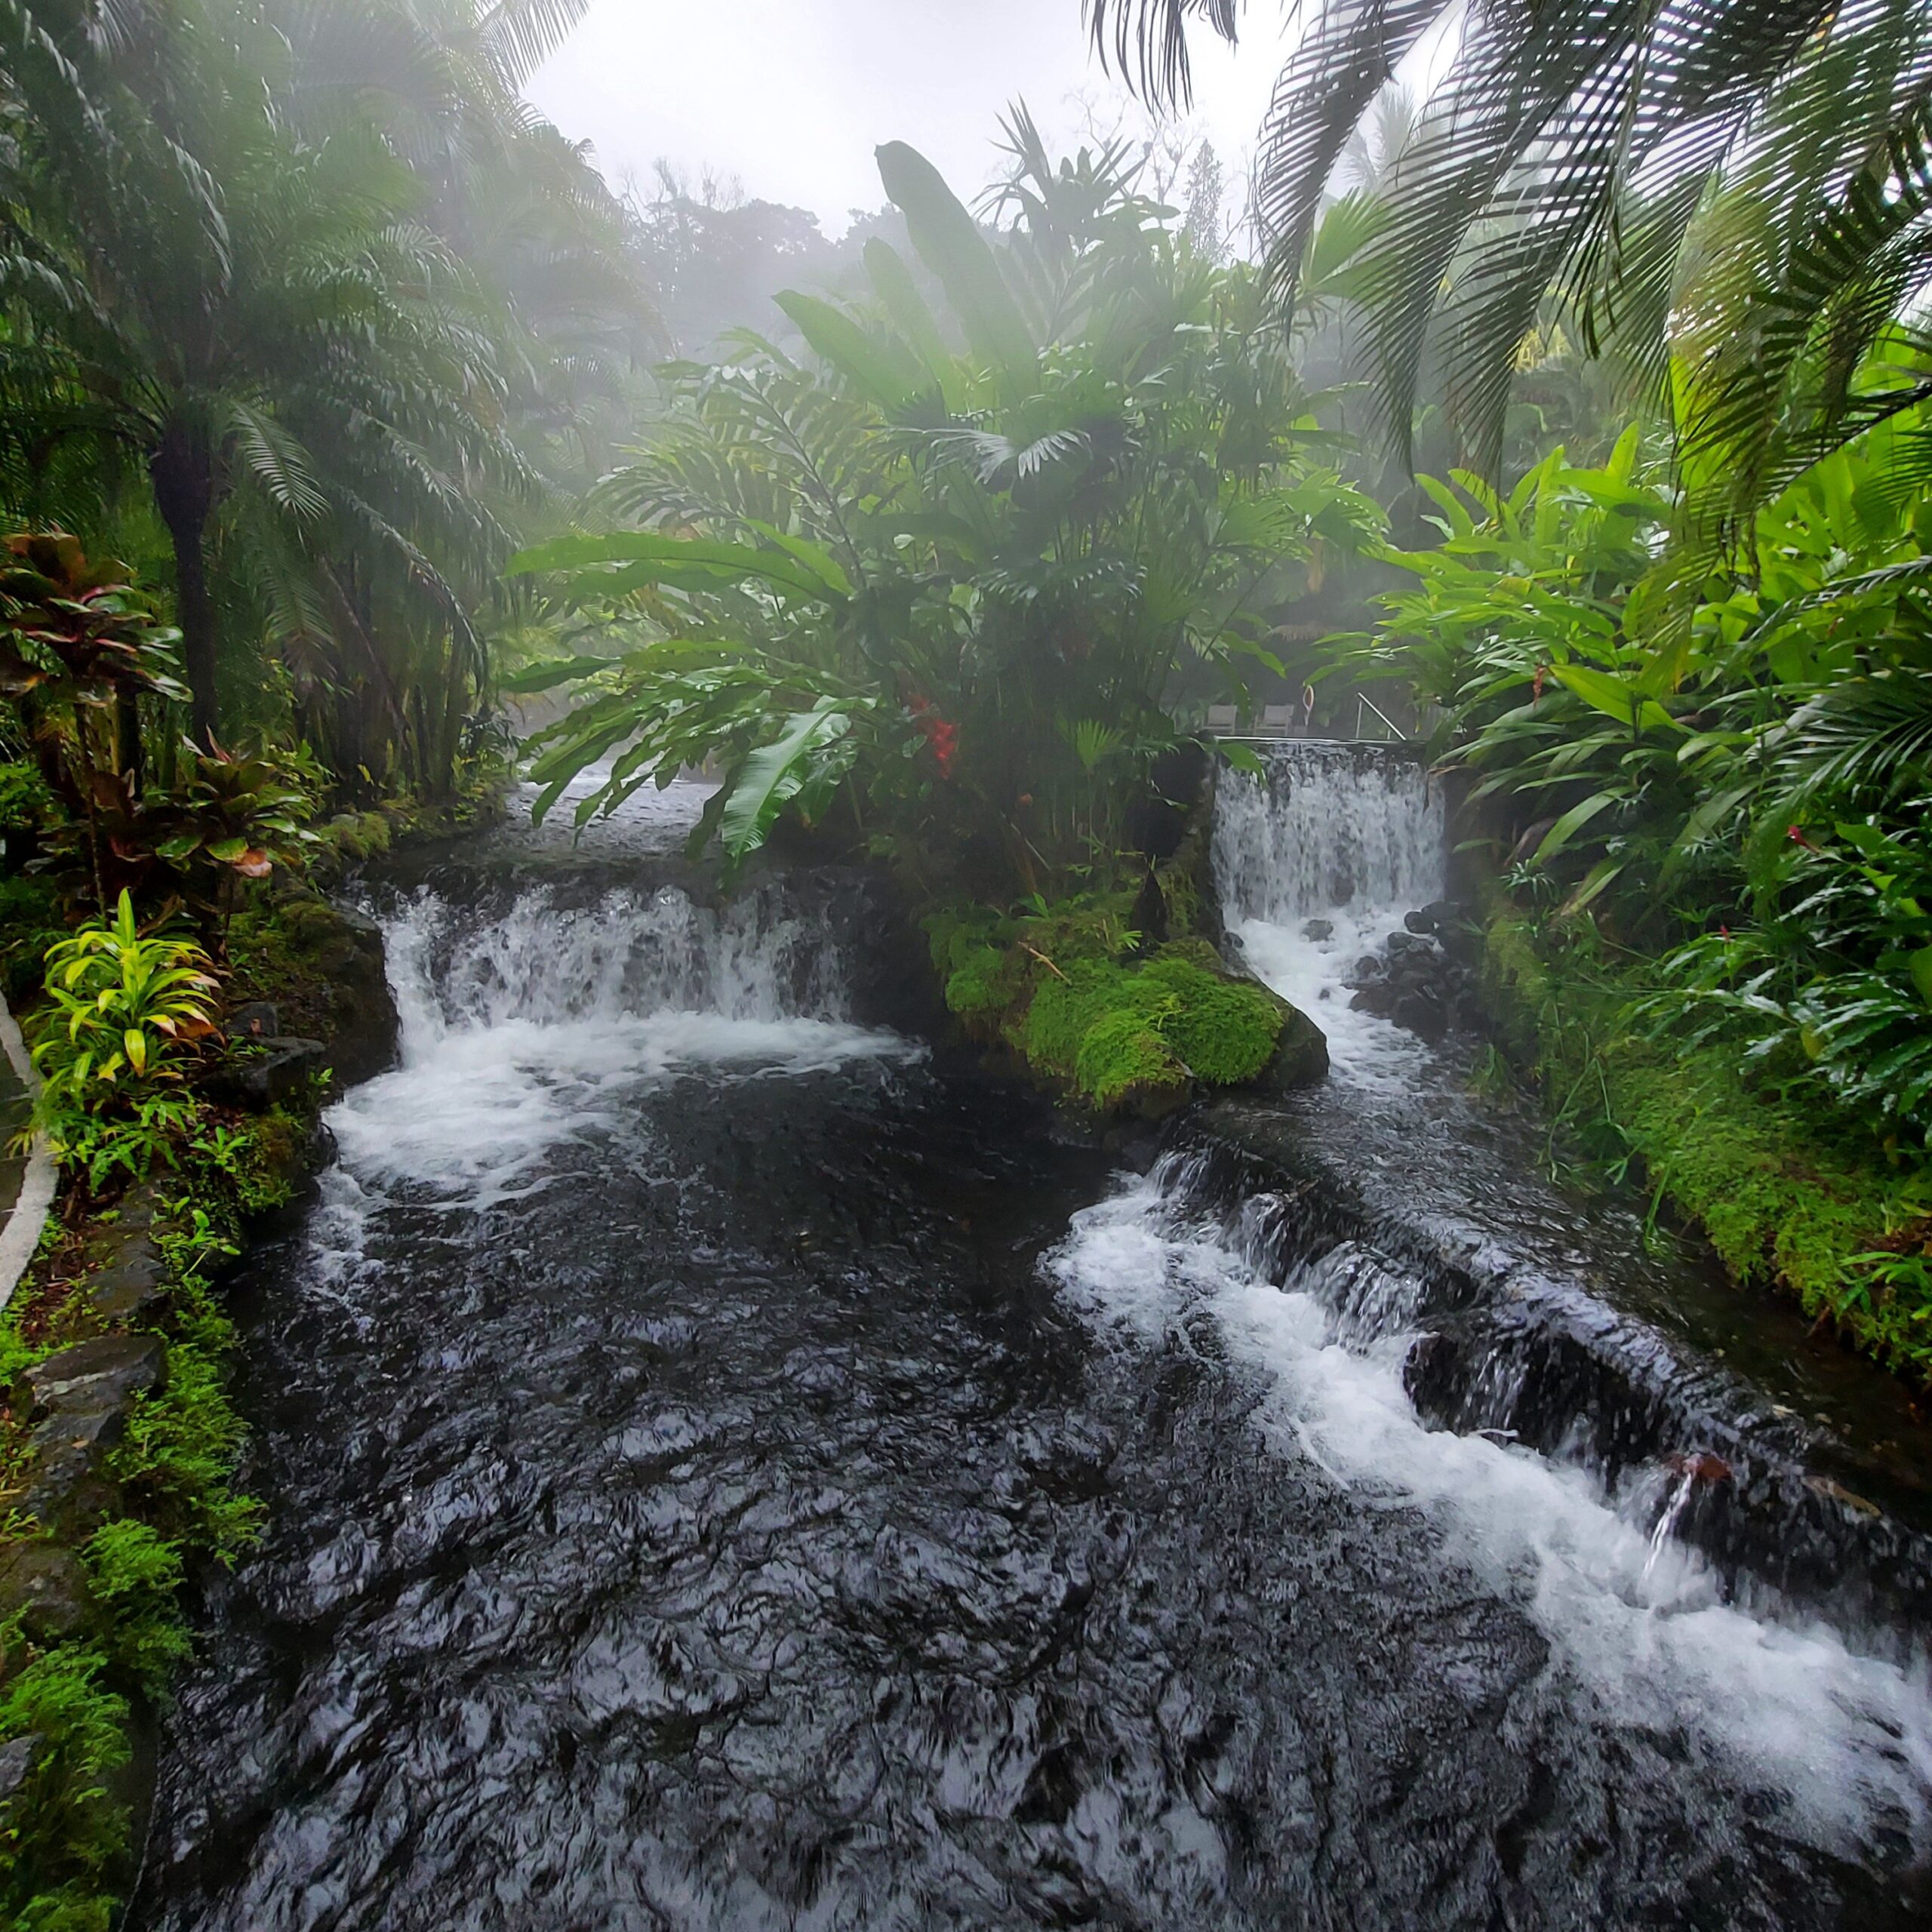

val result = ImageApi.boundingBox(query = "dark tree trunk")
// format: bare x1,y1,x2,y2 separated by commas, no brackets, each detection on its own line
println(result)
432,633,466,801
115,686,144,796
150,423,218,748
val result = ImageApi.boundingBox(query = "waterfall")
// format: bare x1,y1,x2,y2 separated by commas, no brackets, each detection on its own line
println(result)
1212,744,1449,1085
383,880,851,1039
1212,742,1446,924
1047,1148,1932,1852
323,880,912,1215
1023,742,1932,1846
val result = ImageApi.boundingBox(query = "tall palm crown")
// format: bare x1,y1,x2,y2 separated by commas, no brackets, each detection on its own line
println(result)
1087,0,1932,495
0,0,645,748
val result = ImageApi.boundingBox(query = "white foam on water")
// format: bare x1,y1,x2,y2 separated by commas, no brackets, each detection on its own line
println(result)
1214,748,1447,1089
324,884,912,1214
1048,1161,1932,1854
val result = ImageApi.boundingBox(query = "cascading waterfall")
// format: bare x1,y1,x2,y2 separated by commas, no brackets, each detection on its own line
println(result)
1042,745,1932,1859
1049,1152,1932,1859
323,879,912,1217
140,777,1932,1927
1213,743,1447,923
1213,743,1447,1085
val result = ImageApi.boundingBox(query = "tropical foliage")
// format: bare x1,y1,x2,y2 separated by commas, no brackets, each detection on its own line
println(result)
1091,0,1932,499
512,130,1380,894
0,0,654,794
1345,428,1932,1154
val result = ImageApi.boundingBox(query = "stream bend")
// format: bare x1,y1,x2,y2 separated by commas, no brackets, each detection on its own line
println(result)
133,773,1932,1930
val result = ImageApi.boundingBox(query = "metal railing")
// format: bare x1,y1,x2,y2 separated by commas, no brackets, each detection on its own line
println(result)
1200,691,1414,746
1355,693,1403,742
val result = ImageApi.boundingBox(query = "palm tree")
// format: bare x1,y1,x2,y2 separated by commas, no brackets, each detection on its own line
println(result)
0,0,646,771
1085,0,1932,489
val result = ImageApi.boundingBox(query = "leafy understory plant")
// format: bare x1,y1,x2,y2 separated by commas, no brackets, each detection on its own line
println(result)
33,893,220,1100
26,892,221,1186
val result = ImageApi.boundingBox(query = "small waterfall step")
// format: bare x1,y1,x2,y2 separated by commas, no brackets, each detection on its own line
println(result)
1179,1106,1932,1638
1205,740,1932,1651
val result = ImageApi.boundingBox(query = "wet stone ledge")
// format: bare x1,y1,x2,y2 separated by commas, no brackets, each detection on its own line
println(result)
1169,1108,1932,1646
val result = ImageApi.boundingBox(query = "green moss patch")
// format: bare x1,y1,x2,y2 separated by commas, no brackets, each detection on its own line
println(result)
927,895,1287,1112
1478,891,1932,1381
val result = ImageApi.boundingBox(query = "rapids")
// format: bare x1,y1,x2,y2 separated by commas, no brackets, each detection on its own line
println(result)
131,768,1932,1930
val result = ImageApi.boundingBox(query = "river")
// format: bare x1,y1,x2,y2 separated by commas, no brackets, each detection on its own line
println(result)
131,752,1932,1929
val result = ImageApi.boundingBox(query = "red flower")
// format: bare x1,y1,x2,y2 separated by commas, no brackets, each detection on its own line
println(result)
905,692,958,777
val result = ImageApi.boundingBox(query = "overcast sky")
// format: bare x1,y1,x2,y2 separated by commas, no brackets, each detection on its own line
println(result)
528,0,1294,230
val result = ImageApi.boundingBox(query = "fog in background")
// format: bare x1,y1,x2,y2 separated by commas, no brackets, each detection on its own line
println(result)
528,0,1290,233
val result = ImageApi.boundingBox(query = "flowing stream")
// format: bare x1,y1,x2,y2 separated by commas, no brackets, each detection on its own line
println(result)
134,764,1932,1929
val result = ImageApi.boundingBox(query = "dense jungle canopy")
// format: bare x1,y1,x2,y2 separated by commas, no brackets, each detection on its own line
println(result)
2,0,1929,1277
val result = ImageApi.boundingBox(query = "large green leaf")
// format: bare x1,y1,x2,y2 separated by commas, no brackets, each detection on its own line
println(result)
741,521,855,597
1533,789,1622,865
1550,663,1680,733
863,238,954,384
500,654,621,693
718,698,856,858
506,532,842,605
1911,946,1932,1011
774,291,928,413
875,141,1034,385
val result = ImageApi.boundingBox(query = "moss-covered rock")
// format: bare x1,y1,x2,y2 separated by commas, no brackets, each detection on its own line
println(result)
1073,1011,1191,1112
227,889,398,1084
926,895,1324,1115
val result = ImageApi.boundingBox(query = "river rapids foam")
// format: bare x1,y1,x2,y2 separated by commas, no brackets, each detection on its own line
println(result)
322,882,914,1216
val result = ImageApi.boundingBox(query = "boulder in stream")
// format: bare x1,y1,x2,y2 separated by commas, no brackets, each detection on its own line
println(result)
259,889,400,1084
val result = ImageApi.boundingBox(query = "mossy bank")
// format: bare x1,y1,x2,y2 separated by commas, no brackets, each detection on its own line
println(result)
0,887,399,1930
1475,886,1932,1386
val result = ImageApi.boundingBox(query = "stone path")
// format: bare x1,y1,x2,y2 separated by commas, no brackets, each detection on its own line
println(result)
0,992,54,1309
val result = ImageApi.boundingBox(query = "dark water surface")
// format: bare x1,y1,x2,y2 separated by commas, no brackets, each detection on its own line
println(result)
131,781,1932,1930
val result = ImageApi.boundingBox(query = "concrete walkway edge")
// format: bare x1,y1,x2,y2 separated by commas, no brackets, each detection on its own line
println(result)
0,990,54,1312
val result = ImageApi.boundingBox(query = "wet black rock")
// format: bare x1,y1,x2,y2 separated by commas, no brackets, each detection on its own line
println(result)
0,1540,92,1641
1393,989,1449,1044
15,1334,165,1422
205,1037,328,1112
1345,925,1477,1044
85,1182,171,1324
1258,1001,1331,1091
1403,906,1436,934
87,1239,168,1325
0,1735,42,1814
20,1413,129,1536
224,1001,280,1041
1301,918,1334,942
1130,866,1171,952
13,1334,167,1534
